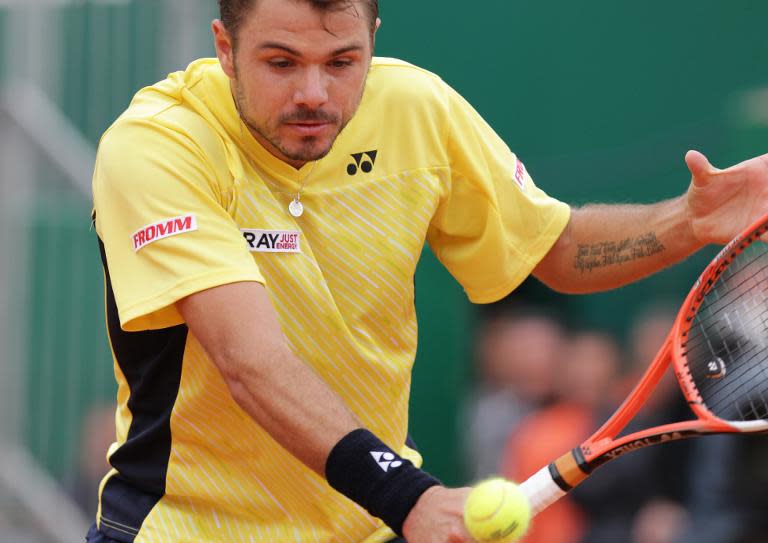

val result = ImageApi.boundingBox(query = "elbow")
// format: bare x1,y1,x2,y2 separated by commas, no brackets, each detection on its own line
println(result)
209,342,265,406
532,221,580,294
533,269,589,295
225,377,253,409
213,348,253,404
531,219,603,294
534,273,569,294
210,340,289,407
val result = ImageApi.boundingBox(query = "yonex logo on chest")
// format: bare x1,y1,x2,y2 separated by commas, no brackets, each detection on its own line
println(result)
241,229,302,253
347,150,378,176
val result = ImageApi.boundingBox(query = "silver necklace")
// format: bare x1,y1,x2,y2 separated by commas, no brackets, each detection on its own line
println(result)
236,99,312,217
287,161,317,217
288,194,304,217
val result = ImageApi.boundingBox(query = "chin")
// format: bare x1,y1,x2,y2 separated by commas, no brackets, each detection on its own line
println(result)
287,141,334,162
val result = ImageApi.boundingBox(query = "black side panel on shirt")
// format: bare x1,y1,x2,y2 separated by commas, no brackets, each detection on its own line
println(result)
96,237,188,542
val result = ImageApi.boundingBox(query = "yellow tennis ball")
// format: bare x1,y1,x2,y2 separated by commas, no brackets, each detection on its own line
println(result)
464,478,531,543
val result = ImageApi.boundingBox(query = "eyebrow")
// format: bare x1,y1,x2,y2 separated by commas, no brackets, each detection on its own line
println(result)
258,42,365,57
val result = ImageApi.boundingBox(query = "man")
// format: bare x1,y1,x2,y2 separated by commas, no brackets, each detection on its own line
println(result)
89,0,768,542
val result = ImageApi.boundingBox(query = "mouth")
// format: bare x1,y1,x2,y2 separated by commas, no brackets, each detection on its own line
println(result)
284,121,334,137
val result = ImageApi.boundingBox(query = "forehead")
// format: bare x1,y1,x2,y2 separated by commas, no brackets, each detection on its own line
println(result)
240,0,370,49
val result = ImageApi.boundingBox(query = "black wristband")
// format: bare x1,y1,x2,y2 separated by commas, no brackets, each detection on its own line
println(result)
325,429,441,536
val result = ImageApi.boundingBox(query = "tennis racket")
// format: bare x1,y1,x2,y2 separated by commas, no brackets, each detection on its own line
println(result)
520,212,768,516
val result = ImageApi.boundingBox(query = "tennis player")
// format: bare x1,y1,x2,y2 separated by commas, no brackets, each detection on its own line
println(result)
88,0,768,541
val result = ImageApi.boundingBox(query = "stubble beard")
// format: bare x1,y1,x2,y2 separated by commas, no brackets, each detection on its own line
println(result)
233,77,361,165
234,57,370,162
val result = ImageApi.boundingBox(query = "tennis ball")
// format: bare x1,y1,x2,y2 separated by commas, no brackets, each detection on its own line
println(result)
464,478,531,543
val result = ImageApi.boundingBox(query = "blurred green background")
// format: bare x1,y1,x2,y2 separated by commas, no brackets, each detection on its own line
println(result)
0,0,766,502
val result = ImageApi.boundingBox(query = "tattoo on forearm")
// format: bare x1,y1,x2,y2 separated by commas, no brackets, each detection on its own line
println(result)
574,233,666,272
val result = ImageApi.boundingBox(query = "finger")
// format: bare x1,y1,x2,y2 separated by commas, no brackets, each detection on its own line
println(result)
685,150,719,186
448,528,475,543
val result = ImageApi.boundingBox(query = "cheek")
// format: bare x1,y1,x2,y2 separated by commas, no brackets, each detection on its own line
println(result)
336,72,368,111
239,65,285,103
243,81,287,119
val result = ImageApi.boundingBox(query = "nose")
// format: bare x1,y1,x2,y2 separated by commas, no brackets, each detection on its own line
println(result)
293,66,328,110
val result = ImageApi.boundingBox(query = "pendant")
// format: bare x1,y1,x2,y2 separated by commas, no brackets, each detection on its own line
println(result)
288,198,304,217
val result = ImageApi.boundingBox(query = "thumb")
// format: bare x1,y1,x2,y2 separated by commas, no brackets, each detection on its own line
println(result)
685,150,719,186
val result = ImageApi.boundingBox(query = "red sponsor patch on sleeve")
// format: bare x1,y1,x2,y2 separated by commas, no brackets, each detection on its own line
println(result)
131,214,198,252
514,159,527,190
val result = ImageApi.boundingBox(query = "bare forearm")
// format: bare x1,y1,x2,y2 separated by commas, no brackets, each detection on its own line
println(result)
223,344,362,475
178,283,361,475
178,283,443,536
534,196,704,293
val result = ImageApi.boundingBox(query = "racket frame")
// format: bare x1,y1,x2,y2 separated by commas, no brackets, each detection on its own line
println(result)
521,214,768,515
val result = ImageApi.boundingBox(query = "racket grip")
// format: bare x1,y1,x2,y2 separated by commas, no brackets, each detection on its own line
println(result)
519,466,567,517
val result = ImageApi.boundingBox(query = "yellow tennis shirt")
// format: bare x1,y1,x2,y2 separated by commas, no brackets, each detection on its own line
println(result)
92,57,570,542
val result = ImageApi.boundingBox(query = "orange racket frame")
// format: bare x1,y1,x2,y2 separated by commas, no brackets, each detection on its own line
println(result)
520,214,768,516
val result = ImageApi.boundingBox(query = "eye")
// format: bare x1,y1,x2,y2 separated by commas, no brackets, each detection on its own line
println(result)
328,59,354,69
268,59,294,69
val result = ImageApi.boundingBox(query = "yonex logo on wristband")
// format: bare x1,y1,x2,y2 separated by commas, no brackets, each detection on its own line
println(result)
327,430,440,535
370,451,403,472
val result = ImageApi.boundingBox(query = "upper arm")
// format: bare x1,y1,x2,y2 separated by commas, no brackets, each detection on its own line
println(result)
427,85,570,303
93,118,264,331
176,281,287,380
531,212,575,291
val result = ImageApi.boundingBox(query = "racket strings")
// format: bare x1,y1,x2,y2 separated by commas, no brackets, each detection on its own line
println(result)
685,255,768,368
694,286,768,416
685,243,768,346
683,241,768,422
735,391,768,421
689,255,768,342
693,329,768,420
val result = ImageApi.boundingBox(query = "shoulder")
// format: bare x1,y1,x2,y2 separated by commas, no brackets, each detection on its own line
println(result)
369,57,449,90
94,60,235,202
366,57,453,112
99,58,228,168
353,57,456,162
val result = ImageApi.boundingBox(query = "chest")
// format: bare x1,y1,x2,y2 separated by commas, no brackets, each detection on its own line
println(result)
228,167,442,325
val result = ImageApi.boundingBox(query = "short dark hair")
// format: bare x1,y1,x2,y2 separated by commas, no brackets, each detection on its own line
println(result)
219,0,379,42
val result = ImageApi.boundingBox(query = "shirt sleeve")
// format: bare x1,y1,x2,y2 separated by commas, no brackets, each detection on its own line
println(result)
427,85,571,304
93,117,264,332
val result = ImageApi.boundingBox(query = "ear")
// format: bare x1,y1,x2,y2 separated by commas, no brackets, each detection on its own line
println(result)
373,17,381,45
212,19,236,79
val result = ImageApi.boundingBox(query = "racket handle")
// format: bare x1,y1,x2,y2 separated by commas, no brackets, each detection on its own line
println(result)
519,466,567,517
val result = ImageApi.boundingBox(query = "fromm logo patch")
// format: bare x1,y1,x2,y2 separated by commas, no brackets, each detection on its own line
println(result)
132,215,197,252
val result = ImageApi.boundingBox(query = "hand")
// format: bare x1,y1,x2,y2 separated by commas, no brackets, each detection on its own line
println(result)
402,486,475,543
685,150,768,244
